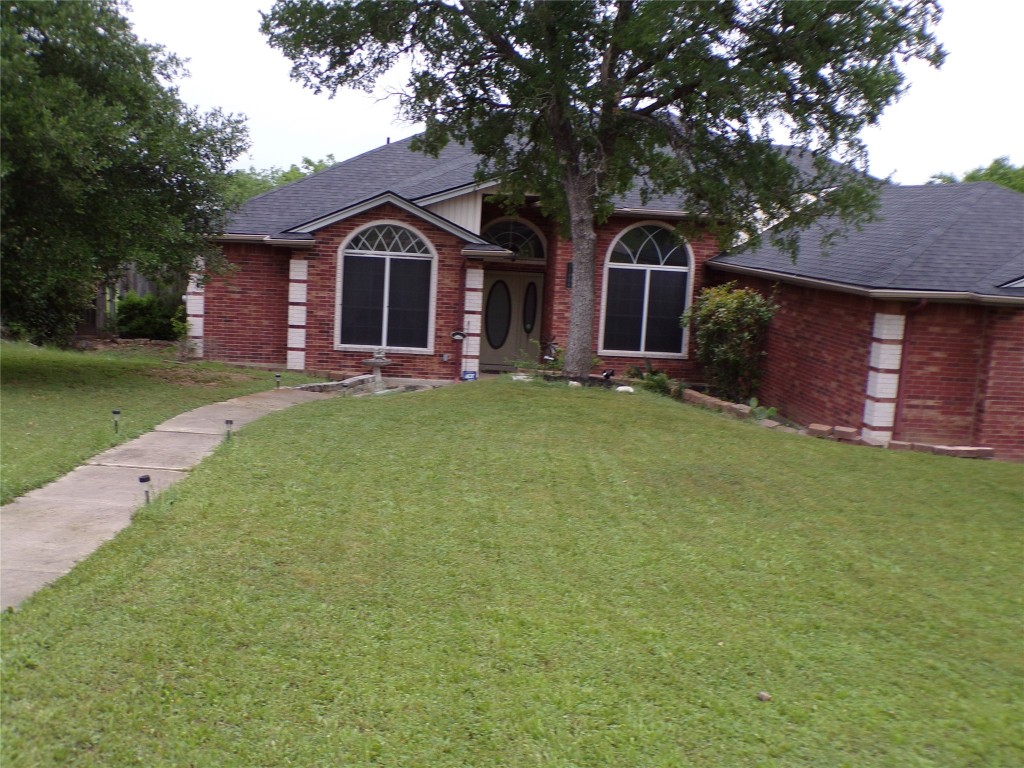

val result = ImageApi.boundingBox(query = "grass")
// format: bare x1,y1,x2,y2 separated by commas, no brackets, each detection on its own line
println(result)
0,342,319,504
2,379,1022,766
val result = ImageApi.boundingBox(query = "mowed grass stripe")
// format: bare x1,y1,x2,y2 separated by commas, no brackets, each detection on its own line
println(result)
3,379,1022,766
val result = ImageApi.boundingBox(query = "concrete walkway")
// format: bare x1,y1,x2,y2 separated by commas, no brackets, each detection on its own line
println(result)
1,388,336,610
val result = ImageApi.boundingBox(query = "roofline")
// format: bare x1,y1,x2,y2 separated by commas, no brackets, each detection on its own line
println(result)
708,261,1024,306
462,246,515,258
413,180,502,206
613,207,692,219
288,191,491,244
214,234,316,249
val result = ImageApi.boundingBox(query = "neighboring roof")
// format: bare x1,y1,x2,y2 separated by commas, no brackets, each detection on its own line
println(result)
709,182,1024,304
226,134,834,238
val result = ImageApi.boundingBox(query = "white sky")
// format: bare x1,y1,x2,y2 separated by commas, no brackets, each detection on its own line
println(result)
126,0,1022,184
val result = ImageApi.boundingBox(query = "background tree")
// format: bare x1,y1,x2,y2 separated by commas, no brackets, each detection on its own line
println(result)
224,155,337,208
930,157,1024,194
1,0,248,345
262,0,943,376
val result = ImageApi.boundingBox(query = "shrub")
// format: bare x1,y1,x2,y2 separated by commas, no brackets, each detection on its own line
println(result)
113,291,184,340
682,282,778,403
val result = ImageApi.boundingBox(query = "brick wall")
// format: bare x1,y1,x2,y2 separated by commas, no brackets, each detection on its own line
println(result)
896,303,987,446
203,242,290,364
534,216,720,379
725,279,876,428
975,308,1024,460
704,275,1023,460
299,203,468,380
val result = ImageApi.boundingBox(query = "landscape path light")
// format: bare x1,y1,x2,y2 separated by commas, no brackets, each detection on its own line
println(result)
225,419,234,441
275,372,282,389
112,409,121,434
139,474,152,504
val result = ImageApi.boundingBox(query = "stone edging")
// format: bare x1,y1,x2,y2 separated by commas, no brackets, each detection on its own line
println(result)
681,389,995,460
292,374,377,394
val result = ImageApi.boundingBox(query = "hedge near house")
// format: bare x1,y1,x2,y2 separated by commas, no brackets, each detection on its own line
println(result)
683,282,778,403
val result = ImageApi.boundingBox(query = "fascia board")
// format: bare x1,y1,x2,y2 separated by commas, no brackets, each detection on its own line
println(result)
708,261,1024,306
214,234,315,248
413,180,502,206
289,192,491,244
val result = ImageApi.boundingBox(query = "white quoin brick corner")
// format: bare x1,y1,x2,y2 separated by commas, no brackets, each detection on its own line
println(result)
872,312,906,341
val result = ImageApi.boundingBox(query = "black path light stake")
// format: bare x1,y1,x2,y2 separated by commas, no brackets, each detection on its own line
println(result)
225,419,234,441
275,372,282,389
139,474,152,505
112,409,121,434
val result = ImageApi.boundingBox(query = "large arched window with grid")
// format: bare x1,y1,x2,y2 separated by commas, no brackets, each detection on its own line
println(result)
336,223,435,350
600,223,692,355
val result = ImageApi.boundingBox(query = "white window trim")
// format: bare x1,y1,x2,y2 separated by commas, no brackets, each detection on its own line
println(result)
334,220,438,354
598,220,694,359
481,216,549,262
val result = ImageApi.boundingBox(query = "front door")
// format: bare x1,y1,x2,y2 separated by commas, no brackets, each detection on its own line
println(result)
480,272,544,370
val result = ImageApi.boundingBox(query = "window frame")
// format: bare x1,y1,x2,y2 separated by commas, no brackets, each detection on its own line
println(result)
481,216,548,263
598,221,694,359
334,220,437,354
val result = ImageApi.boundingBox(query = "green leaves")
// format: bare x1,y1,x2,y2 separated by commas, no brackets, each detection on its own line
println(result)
682,282,779,403
261,0,942,374
931,157,1024,194
0,0,249,344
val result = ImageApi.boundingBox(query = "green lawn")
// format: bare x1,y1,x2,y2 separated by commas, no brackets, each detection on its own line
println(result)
0,342,318,504
3,379,1022,766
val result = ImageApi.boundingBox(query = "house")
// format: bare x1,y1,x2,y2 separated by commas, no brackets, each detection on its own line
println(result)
190,135,732,383
708,182,1024,460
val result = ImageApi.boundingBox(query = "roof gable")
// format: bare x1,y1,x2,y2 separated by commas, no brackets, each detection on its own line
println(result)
289,191,492,245
225,133,699,237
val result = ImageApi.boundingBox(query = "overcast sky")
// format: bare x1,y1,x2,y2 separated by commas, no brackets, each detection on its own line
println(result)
127,0,1022,185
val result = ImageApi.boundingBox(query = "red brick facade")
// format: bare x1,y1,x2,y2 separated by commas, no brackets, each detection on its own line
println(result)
728,278,877,429
717,276,1024,460
202,200,1022,460
204,202,722,381
896,303,988,446
973,308,1024,460
203,243,290,364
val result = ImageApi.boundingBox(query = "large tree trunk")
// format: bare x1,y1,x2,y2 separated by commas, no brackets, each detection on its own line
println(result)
562,174,598,379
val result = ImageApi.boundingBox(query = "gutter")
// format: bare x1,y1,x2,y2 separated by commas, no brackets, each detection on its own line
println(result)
214,234,315,249
709,261,1024,307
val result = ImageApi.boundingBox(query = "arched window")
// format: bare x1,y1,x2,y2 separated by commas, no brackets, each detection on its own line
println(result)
482,218,546,261
601,224,691,355
337,223,434,350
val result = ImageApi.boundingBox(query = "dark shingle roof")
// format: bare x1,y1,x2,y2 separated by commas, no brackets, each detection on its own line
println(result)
709,182,1024,302
224,134,739,236
226,135,483,236
225,134,863,242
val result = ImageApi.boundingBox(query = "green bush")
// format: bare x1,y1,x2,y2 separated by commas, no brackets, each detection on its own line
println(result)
682,281,778,403
113,291,184,340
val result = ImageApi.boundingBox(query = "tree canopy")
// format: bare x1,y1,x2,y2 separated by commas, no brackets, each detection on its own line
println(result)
263,0,944,375
1,0,248,344
931,157,1024,194
224,155,338,208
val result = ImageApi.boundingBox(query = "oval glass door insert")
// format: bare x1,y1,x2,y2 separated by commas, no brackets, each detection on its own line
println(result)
485,280,512,349
522,281,538,334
